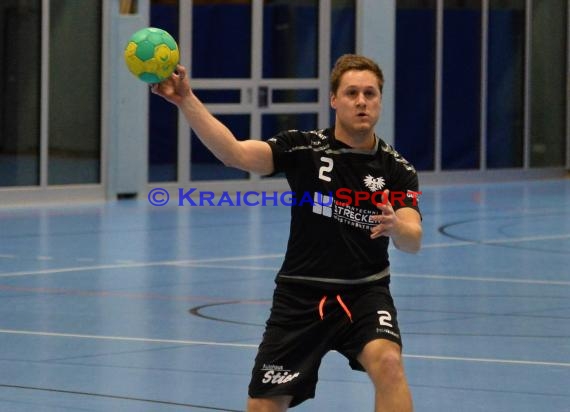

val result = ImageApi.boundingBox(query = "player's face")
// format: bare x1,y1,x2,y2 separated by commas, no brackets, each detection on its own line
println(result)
330,70,382,137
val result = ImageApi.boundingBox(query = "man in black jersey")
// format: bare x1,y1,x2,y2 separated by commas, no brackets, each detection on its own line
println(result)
152,54,422,412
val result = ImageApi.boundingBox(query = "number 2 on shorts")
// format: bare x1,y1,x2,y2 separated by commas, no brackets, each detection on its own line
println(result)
377,310,393,327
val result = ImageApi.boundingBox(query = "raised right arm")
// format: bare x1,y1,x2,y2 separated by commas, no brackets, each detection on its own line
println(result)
151,65,274,176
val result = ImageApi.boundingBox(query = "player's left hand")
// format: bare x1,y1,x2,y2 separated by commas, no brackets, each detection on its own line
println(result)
370,190,398,239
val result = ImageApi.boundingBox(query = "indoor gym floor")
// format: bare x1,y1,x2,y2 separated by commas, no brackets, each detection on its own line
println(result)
0,178,568,411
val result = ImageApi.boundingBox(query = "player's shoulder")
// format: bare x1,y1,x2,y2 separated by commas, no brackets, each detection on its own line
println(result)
378,139,417,174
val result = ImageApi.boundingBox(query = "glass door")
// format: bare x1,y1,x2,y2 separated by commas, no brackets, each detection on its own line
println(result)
0,0,101,189
148,0,356,185
189,0,324,183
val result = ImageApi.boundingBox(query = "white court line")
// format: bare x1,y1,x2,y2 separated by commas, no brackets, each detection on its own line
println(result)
1,232,567,278
421,233,570,249
0,254,284,279
394,273,570,286
206,265,569,286
1,258,568,286
147,263,570,287
0,328,257,349
0,328,568,368
403,354,570,368
176,262,279,271
420,241,472,248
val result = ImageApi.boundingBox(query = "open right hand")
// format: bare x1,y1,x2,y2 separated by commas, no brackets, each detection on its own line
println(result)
150,64,191,106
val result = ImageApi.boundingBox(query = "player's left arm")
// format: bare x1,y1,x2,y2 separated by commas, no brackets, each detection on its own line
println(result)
370,190,422,253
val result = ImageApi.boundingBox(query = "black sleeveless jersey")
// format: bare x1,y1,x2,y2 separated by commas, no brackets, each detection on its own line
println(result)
266,127,421,286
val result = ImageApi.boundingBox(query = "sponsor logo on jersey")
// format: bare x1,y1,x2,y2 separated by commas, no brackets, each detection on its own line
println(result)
311,188,421,230
312,191,377,229
312,192,333,217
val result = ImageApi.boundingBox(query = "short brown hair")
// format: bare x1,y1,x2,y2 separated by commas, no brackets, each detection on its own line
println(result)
330,54,384,95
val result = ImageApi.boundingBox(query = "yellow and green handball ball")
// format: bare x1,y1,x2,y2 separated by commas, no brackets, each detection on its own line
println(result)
124,27,180,83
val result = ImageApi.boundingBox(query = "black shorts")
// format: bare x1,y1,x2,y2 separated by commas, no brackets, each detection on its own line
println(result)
248,280,402,407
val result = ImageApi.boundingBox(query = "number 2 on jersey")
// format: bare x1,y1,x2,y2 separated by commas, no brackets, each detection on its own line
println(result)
377,310,393,327
318,157,333,182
